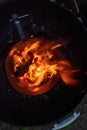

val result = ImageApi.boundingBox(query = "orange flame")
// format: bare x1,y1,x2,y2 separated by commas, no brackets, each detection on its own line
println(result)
5,38,80,95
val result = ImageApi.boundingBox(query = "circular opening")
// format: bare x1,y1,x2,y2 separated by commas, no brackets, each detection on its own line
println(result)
5,37,81,96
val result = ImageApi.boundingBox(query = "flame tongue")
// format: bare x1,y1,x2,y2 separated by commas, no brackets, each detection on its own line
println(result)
6,38,80,95
25,53,58,87
16,39,58,87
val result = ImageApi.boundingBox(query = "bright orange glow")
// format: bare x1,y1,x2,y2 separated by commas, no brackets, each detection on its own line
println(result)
5,38,80,95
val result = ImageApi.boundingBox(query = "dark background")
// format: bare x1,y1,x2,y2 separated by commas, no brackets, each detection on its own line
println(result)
0,0,87,130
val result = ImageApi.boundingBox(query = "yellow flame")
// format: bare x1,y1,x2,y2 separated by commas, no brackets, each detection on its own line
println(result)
6,38,81,95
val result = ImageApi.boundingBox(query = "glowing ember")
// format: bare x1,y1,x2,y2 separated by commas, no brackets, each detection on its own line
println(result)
5,38,80,95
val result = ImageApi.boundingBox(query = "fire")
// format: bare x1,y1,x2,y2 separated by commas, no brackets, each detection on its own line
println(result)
5,38,80,95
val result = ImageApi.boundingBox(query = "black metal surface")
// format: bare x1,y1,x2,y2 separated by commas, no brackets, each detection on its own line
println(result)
0,0,87,126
